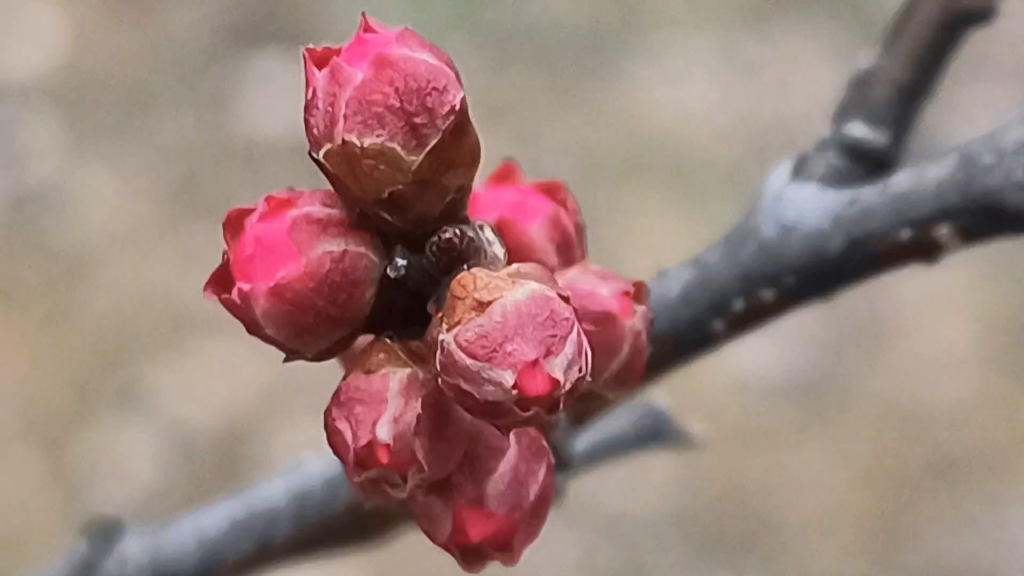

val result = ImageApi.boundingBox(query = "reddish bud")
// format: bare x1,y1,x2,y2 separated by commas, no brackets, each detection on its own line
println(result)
324,339,469,499
556,262,652,396
467,159,586,272
204,189,385,361
435,264,590,424
411,423,555,572
304,14,481,236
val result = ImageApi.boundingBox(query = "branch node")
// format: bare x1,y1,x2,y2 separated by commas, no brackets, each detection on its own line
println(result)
797,0,998,185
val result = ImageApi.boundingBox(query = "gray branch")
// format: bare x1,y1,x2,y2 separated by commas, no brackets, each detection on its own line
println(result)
37,0,1022,575
647,0,1006,376
647,115,1024,377
38,399,691,576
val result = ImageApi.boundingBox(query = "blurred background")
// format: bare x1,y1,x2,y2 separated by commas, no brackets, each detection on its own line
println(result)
3,0,1024,574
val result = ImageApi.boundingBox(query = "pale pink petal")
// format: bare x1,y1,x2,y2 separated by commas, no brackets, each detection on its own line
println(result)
555,262,652,395
411,424,555,571
342,51,462,157
302,14,478,236
324,340,437,499
435,266,591,424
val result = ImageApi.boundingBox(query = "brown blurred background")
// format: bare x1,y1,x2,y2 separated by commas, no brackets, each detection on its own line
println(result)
3,0,1024,574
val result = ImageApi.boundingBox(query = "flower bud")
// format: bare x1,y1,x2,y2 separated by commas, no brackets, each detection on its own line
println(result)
467,159,586,272
304,14,481,237
556,263,652,396
378,222,508,315
435,264,590,424
324,339,469,499
204,188,385,362
411,423,555,572
425,221,507,279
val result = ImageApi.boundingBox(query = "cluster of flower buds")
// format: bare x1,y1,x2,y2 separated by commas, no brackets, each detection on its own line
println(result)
204,13,652,573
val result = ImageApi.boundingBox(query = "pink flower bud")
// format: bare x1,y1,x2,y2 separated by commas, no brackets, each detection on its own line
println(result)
556,262,652,396
435,264,591,425
204,189,385,362
304,14,481,237
411,423,555,572
467,159,586,272
324,339,470,499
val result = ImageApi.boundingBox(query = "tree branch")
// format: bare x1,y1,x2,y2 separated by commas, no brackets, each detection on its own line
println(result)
647,116,1024,377
579,0,1002,413
38,399,691,576
795,0,998,184
35,0,1020,575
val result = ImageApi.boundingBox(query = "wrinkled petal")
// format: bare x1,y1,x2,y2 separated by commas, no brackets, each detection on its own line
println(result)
303,14,478,238
467,160,586,271
303,48,361,156
343,51,461,157
222,206,255,249
412,424,555,572
394,27,460,78
324,339,438,499
415,388,476,482
205,189,385,362
203,252,305,359
435,265,590,424
556,262,652,396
